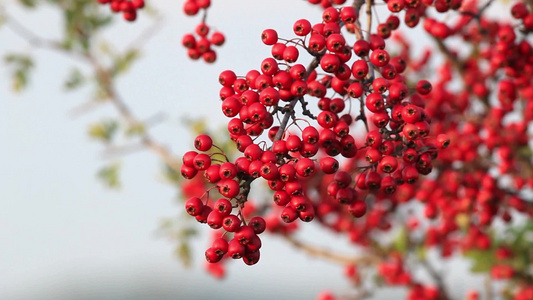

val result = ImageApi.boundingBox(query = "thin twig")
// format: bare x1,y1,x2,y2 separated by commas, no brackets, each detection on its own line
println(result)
273,56,321,142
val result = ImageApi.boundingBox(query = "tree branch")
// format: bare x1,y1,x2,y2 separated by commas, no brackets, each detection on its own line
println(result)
282,234,380,266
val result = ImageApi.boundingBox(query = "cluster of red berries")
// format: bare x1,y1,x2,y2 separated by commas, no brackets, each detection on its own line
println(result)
181,0,225,63
180,2,451,268
181,23,225,63
96,0,144,22
178,0,533,298
183,134,266,266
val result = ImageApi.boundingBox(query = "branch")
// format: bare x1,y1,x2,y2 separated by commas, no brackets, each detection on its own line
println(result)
419,258,451,300
6,11,182,173
273,56,321,142
282,234,380,266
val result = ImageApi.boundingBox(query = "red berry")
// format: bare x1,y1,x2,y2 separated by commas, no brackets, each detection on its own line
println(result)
222,214,241,232
293,19,312,36
261,29,278,45
185,197,204,216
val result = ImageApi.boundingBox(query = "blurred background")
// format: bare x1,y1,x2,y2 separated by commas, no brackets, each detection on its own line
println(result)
0,0,510,299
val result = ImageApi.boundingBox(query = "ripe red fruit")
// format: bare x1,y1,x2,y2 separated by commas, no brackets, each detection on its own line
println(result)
320,54,341,73
308,34,327,52
228,238,246,259
214,198,233,216
249,216,266,234
185,197,204,216
379,155,398,173
348,201,367,217
203,164,221,183
195,206,212,223
436,134,450,148
193,153,212,170
366,93,385,112
416,80,432,95
369,49,390,67
183,0,199,15
181,164,198,179
211,32,225,46
212,237,228,256
217,179,240,198
283,46,299,63
295,157,315,177
293,19,312,36
261,29,278,45
207,210,224,229
340,6,358,23
205,247,223,263
273,190,291,206
235,225,256,245
319,157,339,174
222,214,241,232
299,205,315,222
351,60,369,79
281,205,299,223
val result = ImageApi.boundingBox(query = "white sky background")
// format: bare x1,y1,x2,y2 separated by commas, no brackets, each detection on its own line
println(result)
0,0,515,299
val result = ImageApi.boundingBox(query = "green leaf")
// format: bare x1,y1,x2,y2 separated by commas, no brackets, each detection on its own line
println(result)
64,68,85,90
18,0,37,8
112,50,140,75
176,242,192,268
97,163,121,189
464,249,496,273
88,119,119,142
4,54,34,92
125,122,145,136
391,227,409,253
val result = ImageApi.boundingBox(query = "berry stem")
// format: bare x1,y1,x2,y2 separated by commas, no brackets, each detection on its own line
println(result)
273,55,322,142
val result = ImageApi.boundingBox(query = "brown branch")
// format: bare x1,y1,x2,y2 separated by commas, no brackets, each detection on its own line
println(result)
282,234,380,266
85,53,181,172
6,11,181,173
419,258,451,300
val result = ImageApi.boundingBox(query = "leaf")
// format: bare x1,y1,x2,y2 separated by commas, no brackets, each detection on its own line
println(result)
125,122,145,136
391,227,409,253
97,163,121,189
464,249,496,273
64,68,85,90
18,0,37,8
176,242,192,268
4,54,34,92
112,50,140,75
416,245,427,260
88,119,119,142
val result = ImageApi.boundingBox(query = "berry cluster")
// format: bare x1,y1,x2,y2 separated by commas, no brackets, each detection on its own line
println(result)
183,134,266,265
178,0,533,298
181,3,450,269
181,0,225,63
96,0,145,22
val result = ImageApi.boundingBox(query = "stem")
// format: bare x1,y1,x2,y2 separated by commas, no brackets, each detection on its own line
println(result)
273,56,322,142
420,258,451,300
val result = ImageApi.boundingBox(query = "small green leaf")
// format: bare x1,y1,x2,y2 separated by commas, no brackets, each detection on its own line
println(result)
125,122,145,136
18,0,37,8
112,50,140,75
88,119,119,142
97,163,121,189
4,54,34,92
464,249,496,273
176,242,192,268
64,68,85,90
391,227,409,253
